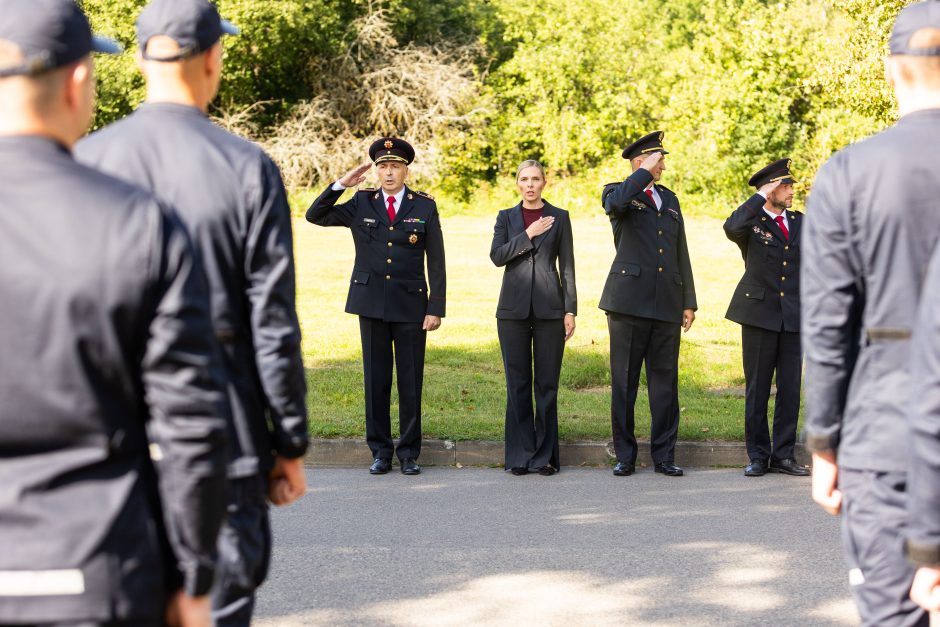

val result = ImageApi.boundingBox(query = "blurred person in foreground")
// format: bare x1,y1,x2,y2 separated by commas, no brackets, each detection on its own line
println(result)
0,0,229,625
490,159,577,476
76,1,309,624
803,2,940,624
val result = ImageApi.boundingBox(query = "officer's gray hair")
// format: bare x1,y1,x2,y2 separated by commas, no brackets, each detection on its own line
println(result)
516,159,546,181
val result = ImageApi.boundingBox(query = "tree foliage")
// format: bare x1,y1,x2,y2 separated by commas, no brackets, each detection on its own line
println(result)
83,0,913,214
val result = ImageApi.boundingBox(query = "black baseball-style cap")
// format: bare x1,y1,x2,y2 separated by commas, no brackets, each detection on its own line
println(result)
0,0,121,78
137,0,240,62
749,158,796,188
622,131,670,160
369,137,415,165
891,1,940,56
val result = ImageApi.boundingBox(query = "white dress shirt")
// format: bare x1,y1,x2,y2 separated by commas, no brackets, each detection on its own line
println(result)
644,183,662,210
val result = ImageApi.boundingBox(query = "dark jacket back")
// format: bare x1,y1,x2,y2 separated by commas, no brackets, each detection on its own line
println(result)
803,108,940,472
598,169,697,323
76,103,309,478
724,193,802,332
306,184,447,322
0,136,228,622
489,202,577,319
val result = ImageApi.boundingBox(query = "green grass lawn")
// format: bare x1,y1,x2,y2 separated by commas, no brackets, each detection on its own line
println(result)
295,197,802,442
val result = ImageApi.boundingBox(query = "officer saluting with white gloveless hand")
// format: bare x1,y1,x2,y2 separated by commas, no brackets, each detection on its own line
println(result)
306,138,446,476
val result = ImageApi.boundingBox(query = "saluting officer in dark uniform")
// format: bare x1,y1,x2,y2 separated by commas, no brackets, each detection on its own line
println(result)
600,131,697,477
0,1,228,625
76,1,309,624
724,159,809,478
803,3,940,624
307,139,446,476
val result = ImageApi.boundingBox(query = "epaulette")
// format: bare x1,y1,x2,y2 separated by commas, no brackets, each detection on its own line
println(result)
656,183,674,194
414,190,435,201
604,182,621,188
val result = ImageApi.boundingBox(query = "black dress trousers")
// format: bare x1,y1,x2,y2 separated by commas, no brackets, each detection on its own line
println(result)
360,316,426,460
741,325,802,462
498,315,565,470
608,312,681,465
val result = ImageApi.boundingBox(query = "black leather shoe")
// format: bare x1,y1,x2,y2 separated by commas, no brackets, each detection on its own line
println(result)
509,467,529,476
536,465,556,476
768,458,810,476
744,459,767,477
612,462,635,476
400,458,421,475
654,462,684,477
369,458,391,475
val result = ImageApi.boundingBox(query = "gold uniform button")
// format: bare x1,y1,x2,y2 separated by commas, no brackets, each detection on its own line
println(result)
658,230,662,235
784,245,789,250
389,226,394,231
658,267,663,272
385,275,391,280
781,276,786,281
387,258,392,264
658,248,664,254
780,291,785,297
745,293,750,297
387,242,392,247
783,261,788,266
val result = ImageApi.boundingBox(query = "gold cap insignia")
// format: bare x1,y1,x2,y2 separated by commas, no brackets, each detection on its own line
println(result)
658,132,663,141
786,159,792,169
409,233,418,244
384,140,393,149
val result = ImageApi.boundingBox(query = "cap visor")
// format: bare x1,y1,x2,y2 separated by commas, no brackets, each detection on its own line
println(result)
221,20,241,36
92,36,123,55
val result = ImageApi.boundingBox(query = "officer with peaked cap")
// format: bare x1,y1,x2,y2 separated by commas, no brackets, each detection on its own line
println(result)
724,159,809,478
803,2,940,623
75,0,309,624
600,131,697,477
0,1,229,625
306,138,447,476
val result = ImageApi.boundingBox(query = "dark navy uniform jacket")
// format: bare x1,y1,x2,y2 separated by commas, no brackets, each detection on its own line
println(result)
76,103,309,479
490,202,577,319
803,109,940,473
908,243,940,565
599,168,697,323
0,136,228,622
306,184,446,322
724,193,802,332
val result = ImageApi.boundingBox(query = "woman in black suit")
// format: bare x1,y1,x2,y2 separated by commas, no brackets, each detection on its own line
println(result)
490,160,577,476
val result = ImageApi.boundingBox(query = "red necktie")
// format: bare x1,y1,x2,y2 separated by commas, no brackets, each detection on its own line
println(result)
774,215,789,240
387,196,396,222
645,189,655,206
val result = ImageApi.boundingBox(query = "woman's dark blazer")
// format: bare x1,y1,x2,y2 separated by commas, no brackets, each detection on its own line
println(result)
490,201,577,320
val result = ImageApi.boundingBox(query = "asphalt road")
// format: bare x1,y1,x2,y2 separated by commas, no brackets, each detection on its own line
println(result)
255,467,856,626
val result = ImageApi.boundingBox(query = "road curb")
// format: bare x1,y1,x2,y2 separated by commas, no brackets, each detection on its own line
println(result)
304,438,811,469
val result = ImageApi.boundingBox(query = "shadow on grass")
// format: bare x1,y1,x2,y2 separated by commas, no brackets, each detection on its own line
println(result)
306,338,759,442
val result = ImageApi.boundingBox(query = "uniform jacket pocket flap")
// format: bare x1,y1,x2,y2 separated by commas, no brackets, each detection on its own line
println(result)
611,262,640,277
405,280,427,294
359,219,378,228
742,287,764,300
351,271,370,285
673,274,684,286
405,223,426,232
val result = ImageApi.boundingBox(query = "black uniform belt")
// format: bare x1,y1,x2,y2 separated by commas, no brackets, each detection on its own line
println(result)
864,328,911,343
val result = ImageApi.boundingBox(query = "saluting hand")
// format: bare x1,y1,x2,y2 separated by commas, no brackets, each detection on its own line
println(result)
525,216,554,239
759,179,781,197
338,162,372,188
423,315,442,332
640,151,664,172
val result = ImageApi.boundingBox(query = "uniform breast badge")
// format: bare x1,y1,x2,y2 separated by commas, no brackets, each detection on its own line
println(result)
409,233,418,244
